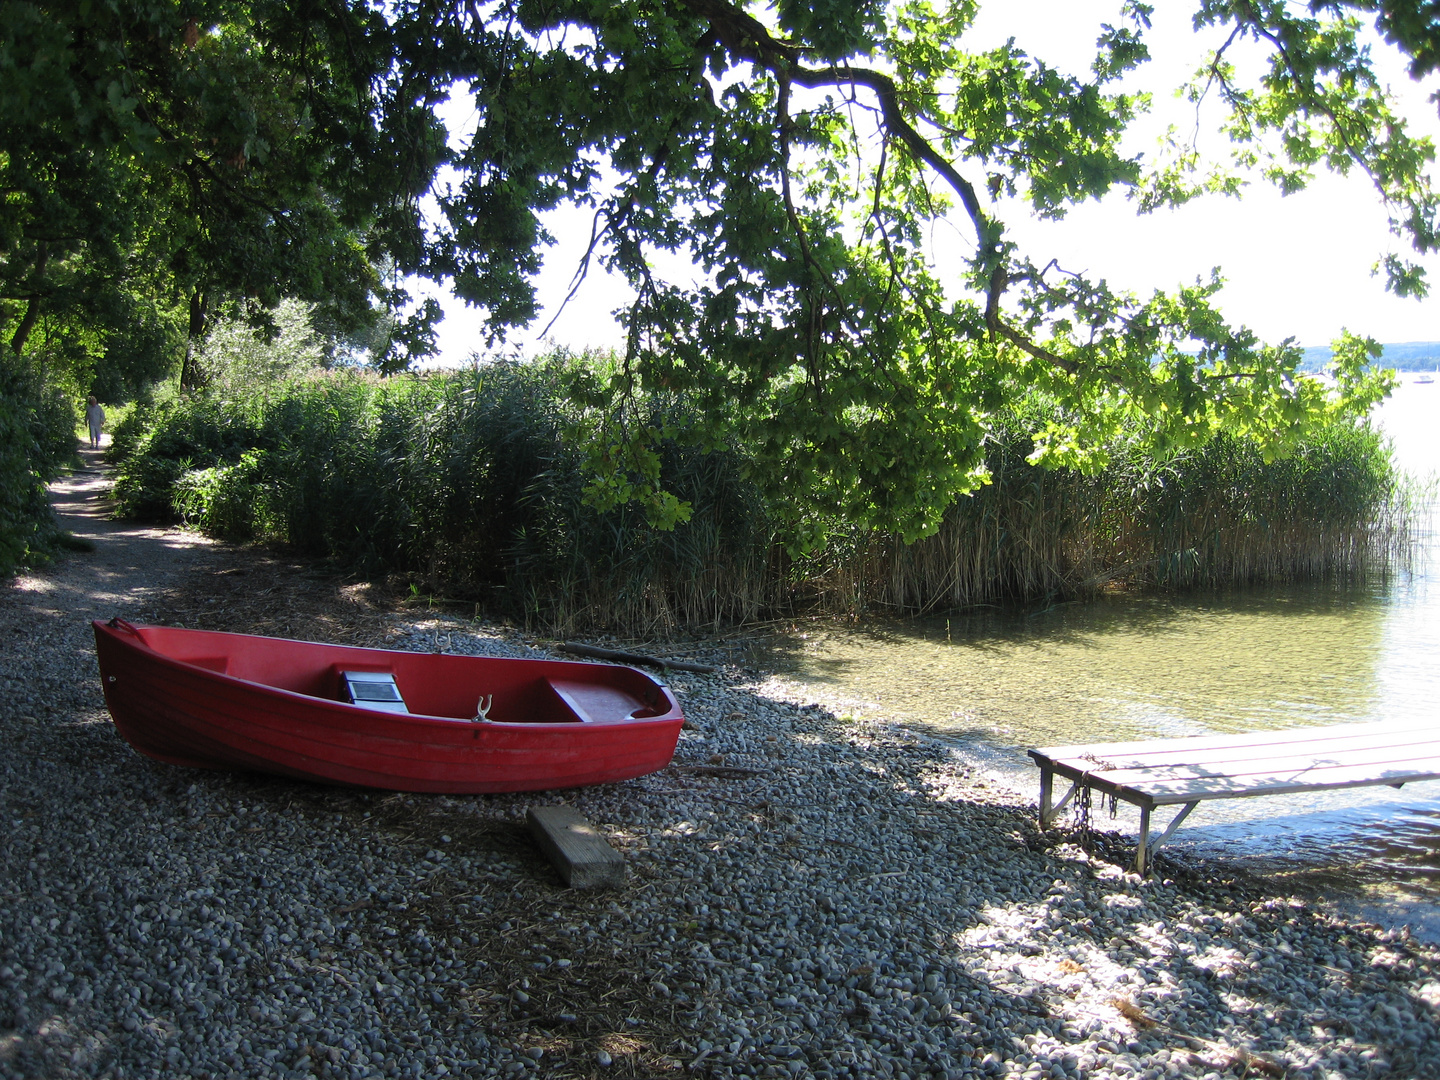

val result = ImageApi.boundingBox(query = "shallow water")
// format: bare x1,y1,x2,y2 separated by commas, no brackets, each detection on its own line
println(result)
752,378,1440,937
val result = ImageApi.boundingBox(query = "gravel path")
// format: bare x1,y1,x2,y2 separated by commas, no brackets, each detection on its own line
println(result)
3,451,1439,1080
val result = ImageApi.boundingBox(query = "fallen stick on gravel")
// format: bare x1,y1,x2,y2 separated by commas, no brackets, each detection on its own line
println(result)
1111,998,1286,1077
556,642,717,673
669,764,770,779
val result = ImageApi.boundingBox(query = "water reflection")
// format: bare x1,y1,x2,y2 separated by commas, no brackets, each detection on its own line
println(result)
756,586,1398,749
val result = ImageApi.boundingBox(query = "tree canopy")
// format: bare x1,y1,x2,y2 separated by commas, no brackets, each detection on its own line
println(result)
4,0,1439,538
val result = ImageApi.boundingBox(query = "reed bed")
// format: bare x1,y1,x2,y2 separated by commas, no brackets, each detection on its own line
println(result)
860,421,1410,613
111,363,775,633
109,363,1407,634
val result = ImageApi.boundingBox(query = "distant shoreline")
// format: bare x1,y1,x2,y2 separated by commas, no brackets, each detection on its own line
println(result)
1301,340,1440,372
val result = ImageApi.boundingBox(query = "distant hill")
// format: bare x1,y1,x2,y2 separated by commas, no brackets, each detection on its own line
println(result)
1299,341,1440,372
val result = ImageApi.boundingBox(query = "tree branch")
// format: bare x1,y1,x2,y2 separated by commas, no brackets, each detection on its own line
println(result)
1225,3,1396,211
672,0,990,246
670,0,1086,376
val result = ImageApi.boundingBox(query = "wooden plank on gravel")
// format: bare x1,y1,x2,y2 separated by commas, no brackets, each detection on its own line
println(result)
556,641,717,674
526,804,625,888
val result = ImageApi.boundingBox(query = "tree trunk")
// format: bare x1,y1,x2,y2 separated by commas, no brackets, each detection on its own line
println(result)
180,288,209,389
8,242,47,356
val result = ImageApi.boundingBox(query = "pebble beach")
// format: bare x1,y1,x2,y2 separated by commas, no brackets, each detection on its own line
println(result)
2,456,1439,1080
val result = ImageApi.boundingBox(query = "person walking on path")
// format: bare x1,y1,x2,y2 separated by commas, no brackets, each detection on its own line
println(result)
85,395,105,450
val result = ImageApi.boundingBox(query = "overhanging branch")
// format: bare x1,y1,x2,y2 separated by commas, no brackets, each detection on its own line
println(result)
672,0,1078,373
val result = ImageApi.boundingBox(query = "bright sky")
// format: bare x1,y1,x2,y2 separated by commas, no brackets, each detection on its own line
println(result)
416,1,1440,364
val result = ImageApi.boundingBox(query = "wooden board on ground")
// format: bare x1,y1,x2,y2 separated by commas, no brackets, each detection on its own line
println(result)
526,804,625,888
1029,719,1440,874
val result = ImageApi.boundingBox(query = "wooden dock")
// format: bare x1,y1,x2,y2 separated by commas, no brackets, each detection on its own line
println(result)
1029,718,1440,873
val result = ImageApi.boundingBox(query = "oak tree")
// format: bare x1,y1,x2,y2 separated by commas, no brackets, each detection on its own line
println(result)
5,0,1438,537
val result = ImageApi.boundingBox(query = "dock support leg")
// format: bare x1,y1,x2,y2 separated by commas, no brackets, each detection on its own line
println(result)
1135,806,1151,874
1134,802,1199,875
1038,768,1082,829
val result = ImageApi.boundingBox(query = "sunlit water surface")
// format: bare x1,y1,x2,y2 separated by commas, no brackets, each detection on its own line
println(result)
750,378,1440,937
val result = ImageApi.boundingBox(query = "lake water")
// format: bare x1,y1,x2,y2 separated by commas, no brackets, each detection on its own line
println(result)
753,377,1440,937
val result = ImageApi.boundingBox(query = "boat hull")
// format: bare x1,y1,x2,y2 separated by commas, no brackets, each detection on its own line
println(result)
93,621,684,793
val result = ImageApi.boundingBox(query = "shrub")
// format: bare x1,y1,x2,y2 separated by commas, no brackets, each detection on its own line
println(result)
194,299,327,391
0,359,79,574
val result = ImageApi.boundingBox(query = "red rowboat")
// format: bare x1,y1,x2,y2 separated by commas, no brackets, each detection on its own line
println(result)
92,619,684,793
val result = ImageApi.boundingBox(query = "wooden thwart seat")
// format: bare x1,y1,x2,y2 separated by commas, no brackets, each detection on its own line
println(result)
1029,719,1440,873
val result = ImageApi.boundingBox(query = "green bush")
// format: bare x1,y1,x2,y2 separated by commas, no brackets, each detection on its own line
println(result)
173,450,272,537
0,359,79,575
110,395,269,519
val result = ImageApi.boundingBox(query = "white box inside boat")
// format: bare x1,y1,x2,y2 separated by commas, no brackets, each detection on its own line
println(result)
340,671,409,714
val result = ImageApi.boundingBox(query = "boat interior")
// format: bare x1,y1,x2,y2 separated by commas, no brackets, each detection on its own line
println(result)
126,625,672,725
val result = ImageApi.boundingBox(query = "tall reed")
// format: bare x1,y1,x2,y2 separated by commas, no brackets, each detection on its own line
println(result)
111,362,775,633
848,420,1406,614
